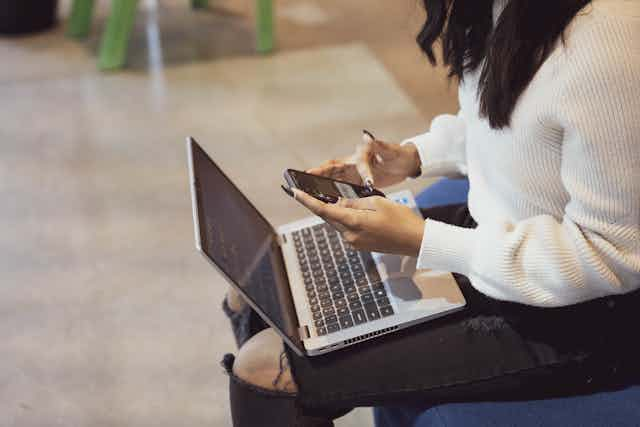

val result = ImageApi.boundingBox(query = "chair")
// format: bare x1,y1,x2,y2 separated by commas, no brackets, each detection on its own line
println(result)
374,385,640,427
66,0,273,70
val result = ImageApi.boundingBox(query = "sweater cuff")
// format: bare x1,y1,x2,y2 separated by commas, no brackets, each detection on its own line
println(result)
401,136,467,179
416,219,476,276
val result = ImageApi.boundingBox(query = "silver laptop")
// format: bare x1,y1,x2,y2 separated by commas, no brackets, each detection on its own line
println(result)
187,137,466,356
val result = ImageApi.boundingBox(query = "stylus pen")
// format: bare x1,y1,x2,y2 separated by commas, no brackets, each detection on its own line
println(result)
362,129,377,191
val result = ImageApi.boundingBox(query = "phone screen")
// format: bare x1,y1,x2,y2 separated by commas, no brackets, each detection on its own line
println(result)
286,170,383,202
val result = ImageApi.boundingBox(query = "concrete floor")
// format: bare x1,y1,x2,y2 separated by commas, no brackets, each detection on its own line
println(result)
0,1,456,426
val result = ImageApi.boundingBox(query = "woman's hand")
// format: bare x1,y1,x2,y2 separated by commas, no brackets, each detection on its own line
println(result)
306,131,421,188
292,189,425,257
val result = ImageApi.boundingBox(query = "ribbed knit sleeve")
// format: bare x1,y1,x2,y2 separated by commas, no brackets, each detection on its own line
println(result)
416,9,640,307
401,110,467,179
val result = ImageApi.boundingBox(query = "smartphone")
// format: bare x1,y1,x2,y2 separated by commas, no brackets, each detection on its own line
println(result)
283,169,385,203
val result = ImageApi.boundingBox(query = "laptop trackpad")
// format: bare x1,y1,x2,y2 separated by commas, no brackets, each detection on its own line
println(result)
373,253,465,311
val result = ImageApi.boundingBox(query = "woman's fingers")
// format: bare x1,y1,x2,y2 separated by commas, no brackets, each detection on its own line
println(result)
337,196,383,211
292,189,357,229
306,160,338,177
353,133,376,186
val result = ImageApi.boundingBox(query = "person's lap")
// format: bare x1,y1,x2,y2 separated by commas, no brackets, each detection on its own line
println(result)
227,204,640,420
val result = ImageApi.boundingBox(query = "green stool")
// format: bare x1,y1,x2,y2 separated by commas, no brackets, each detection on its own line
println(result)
67,0,274,70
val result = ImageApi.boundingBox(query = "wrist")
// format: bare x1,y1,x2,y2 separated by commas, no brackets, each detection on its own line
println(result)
404,216,425,258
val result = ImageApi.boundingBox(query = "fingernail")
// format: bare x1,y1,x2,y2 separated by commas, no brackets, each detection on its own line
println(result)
362,129,375,143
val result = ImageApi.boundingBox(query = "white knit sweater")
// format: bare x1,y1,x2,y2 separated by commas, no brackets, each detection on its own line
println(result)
405,0,640,307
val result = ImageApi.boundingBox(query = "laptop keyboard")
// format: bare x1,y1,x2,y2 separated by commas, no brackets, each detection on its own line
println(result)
292,224,395,336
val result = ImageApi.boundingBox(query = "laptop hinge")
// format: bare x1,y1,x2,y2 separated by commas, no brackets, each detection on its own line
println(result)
277,233,287,246
299,325,311,340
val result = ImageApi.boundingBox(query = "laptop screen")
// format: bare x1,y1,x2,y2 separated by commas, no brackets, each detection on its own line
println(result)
188,139,302,353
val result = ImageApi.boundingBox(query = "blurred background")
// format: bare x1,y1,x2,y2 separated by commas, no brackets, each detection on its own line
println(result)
0,0,456,425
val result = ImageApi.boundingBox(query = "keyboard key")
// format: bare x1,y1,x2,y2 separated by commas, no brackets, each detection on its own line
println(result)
337,306,349,316
313,311,323,319
318,291,330,300
376,296,390,307
317,327,327,336
314,319,325,327
379,306,394,317
334,298,347,308
327,323,340,334
347,293,360,302
339,315,354,329
343,282,356,291
357,282,370,291
322,307,336,316
321,299,333,308
349,301,363,310
328,277,341,287
352,310,367,324
364,303,380,321
329,284,342,293
316,285,328,293
325,314,338,325
332,291,344,300
370,282,384,290
308,296,317,306
374,289,387,299
360,292,374,304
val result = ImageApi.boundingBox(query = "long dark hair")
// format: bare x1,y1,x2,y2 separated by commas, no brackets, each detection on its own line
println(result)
418,0,592,128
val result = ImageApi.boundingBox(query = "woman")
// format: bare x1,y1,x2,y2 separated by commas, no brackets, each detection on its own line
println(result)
223,0,640,425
